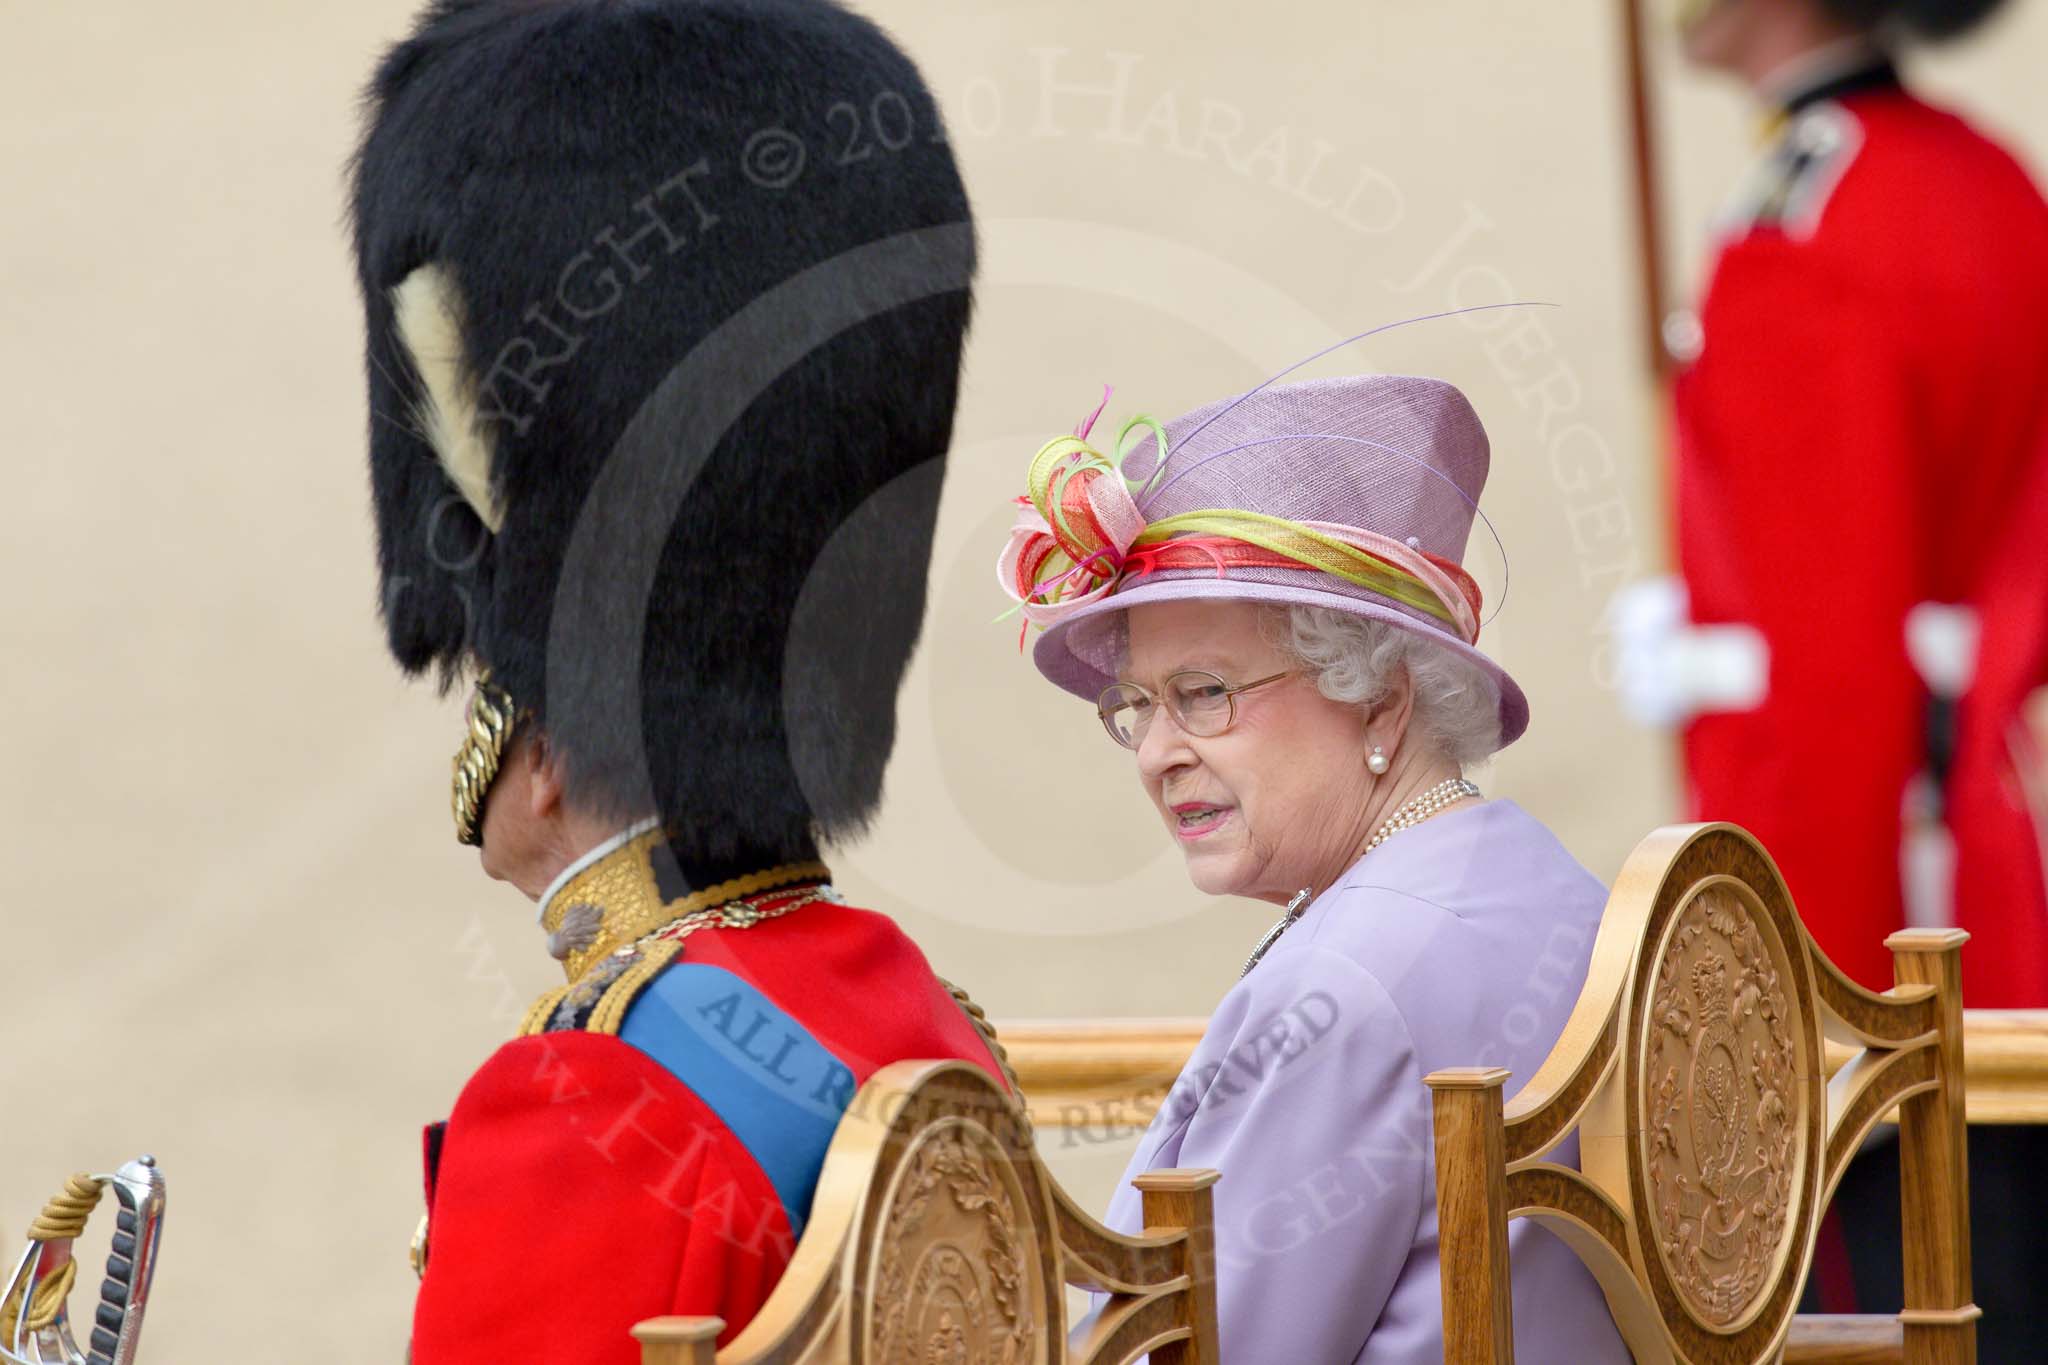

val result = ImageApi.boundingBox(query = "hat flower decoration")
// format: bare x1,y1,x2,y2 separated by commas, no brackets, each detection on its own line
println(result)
997,389,1486,645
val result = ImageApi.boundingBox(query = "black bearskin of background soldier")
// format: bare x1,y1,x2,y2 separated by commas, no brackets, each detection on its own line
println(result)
1819,0,2013,40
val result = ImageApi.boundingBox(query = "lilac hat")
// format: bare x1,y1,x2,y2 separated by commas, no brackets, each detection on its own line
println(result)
1002,373,1528,747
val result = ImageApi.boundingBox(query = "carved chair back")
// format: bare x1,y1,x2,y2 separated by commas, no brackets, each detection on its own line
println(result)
631,1059,1222,1365
1425,823,1975,1364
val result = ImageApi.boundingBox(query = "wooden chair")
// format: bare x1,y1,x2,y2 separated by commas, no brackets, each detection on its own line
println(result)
631,1058,1222,1365
1426,823,1976,1365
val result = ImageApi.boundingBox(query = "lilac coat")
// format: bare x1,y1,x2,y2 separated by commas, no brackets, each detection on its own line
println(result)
1102,800,1630,1364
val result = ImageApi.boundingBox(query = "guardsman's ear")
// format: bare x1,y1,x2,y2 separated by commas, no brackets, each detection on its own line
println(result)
526,728,568,823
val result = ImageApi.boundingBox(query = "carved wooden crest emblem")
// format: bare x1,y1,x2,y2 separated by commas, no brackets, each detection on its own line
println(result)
1644,884,1801,1328
871,1121,1040,1365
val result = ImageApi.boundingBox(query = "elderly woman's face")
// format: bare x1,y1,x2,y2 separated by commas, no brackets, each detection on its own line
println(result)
1122,600,1376,904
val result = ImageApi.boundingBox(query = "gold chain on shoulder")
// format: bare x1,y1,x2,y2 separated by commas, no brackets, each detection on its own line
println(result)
938,977,1029,1135
587,886,835,1034
540,855,833,982
518,885,835,1038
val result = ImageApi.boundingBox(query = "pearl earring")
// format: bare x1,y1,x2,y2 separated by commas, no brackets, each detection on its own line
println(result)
1367,744,1390,775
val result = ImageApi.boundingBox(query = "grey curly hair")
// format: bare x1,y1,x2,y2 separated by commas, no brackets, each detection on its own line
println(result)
1265,606,1503,767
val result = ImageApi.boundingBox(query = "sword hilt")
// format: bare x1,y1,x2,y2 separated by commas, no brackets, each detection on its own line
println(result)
2,1157,164,1365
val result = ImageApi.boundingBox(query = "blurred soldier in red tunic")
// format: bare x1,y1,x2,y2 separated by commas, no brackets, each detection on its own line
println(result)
1625,0,2048,1010
1625,3,2048,1352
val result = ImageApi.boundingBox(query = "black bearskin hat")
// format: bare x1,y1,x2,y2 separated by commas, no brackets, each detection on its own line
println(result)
1819,0,2014,40
350,0,974,870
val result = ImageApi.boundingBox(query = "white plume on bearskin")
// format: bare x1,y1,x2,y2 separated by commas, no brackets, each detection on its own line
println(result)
392,264,503,533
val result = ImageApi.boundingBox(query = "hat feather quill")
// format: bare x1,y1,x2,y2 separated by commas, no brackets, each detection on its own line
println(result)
392,263,505,532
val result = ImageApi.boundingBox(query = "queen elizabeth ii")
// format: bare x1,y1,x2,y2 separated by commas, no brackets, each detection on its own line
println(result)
1000,374,1629,1362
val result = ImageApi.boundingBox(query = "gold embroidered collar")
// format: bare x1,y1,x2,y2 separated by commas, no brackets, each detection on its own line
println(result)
536,824,830,983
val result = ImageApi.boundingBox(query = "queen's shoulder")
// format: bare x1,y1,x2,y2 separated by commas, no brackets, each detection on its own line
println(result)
1331,801,1600,906
1288,804,1605,977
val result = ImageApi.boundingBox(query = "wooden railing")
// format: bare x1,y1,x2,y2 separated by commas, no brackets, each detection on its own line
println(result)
998,1009,2048,1131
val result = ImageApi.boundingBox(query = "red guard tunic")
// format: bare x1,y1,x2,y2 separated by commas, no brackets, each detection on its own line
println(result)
1673,64,2048,1004
408,832,1007,1363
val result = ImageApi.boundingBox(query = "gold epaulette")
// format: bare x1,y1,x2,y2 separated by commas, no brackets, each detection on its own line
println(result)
516,986,564,1037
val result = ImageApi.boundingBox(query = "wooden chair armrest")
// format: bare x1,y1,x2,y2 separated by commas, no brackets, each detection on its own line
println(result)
632,1316,724,1365
1783,1313,1904,1364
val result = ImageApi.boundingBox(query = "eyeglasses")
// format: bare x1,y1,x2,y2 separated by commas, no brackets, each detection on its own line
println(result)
1096,669,1292,749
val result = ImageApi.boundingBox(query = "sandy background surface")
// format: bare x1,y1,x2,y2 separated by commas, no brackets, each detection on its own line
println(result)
5,1,2045,1357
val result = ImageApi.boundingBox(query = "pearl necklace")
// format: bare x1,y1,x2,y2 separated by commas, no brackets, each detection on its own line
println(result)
1238,777,1482,978
1364,777,1484,853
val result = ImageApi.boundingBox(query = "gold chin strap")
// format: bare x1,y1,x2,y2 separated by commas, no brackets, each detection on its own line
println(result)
452,673,520,847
